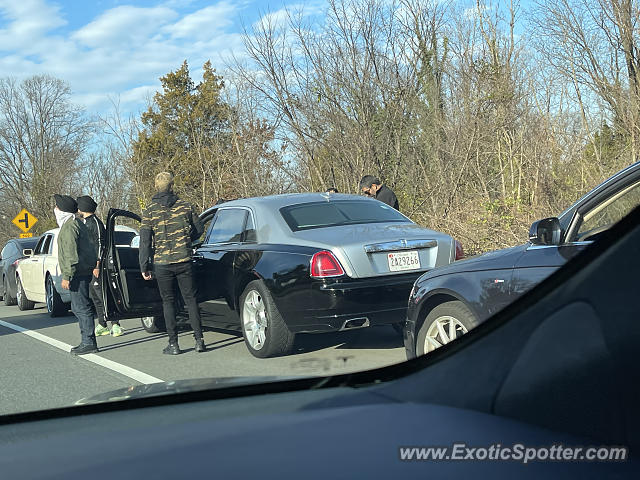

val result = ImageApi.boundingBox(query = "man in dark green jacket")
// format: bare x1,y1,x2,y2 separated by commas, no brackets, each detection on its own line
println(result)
139,172,205,355
55,194,99,355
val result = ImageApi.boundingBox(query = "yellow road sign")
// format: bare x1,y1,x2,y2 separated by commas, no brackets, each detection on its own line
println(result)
12,209,38,233
19,233,33,238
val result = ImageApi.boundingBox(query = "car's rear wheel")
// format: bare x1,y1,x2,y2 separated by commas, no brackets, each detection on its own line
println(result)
16,277,34,311
240,280,295,358
3,276,17,306
46,276,67,317
416,301,478,356
141,315,166,333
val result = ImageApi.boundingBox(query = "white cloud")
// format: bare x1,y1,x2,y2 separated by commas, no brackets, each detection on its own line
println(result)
71,6,178,48
166,2,237,40
0,1,312,120
252,1,325,31
464,4,492,20
0,0,66,51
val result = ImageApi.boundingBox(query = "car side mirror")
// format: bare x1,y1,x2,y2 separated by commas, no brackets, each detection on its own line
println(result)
529,217,562,246
22,249,34,257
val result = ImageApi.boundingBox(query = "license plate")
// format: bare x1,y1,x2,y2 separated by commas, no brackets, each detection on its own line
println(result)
387,251,421,272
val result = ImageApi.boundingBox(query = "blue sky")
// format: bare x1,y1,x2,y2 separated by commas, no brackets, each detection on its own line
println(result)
0,0,535,121
0,0,322,118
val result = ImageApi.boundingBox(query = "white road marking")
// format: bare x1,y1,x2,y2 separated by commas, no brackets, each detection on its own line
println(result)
0,319,164,385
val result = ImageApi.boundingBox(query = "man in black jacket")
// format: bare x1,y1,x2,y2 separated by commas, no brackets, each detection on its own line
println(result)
359,175,400,210
77,195,123,337
139,172,205,355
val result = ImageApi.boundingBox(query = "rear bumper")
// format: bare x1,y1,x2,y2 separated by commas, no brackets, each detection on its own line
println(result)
285,273,422,333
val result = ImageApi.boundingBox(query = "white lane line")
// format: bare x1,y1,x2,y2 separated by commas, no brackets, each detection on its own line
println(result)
0,319,164,385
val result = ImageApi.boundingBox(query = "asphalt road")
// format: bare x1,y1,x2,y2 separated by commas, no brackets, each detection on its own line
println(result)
0,303,406,416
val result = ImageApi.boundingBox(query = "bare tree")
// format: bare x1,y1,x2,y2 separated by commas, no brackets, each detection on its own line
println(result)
531,0,639,169
0,75,92,236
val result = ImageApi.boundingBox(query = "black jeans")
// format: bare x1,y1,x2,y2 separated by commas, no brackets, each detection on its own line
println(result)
69,275,96,346
154,261,203,344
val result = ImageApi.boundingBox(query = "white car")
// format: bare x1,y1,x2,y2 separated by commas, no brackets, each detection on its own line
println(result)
15,225,138,316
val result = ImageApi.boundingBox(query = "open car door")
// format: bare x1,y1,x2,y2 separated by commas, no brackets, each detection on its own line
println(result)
103,208,163,321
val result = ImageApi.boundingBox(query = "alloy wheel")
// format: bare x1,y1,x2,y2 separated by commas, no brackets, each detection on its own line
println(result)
243,290,268,350
423,315,468,353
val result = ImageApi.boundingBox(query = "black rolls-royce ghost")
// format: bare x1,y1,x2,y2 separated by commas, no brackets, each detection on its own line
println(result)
101,193,462,358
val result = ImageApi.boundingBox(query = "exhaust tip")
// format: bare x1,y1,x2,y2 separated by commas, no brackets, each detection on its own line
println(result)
340,317,370,331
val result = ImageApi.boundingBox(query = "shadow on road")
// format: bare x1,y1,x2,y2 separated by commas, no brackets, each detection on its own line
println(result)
95,333,169,352
0,306,79,336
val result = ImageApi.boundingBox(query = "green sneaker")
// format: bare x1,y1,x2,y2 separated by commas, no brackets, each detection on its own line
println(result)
111,324,124,337
95,325,110,336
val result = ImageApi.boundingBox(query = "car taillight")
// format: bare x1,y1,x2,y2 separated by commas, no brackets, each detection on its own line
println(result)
310,251,345,278
455,240,465,260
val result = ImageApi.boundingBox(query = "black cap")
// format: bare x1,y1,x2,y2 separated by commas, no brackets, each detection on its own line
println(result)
53,194,78,213
77,195,98,213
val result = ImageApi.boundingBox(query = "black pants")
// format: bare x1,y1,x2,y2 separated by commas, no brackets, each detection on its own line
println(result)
70,276,96,346
89,275,119,328
154,261,203,344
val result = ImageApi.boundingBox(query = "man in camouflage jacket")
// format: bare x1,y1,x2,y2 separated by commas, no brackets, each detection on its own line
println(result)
139,172,205,355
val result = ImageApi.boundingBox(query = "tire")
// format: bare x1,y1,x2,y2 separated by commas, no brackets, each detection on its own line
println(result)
141,315,166,333
16,276,35,311
239,280,295,358
46,275,67,317
416,301,478,356
3,276,17,306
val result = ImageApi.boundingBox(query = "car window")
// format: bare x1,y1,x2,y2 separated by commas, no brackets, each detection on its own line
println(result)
206,208,248,244
197,211,217,245
114,231,137,246
576,180,640,241
1,243,14,259
41,235,52,255
243,213,257,243
34,235,51,255
280,200,410,232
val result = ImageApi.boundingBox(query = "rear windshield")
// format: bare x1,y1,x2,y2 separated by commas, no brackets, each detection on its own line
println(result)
280,200,409,231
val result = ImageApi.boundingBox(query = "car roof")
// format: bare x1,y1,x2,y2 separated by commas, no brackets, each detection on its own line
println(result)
9,237,41,246
206,192,400,213
38,225,138,237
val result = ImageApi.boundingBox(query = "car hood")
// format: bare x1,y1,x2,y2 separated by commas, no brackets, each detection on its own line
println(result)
75,376,309,405
418,243,529,281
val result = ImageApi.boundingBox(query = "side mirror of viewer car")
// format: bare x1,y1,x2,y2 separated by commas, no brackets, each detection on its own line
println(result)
529,217,562,246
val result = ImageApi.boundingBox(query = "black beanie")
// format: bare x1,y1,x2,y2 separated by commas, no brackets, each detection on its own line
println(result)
54,194,78,213
77,195,98,213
